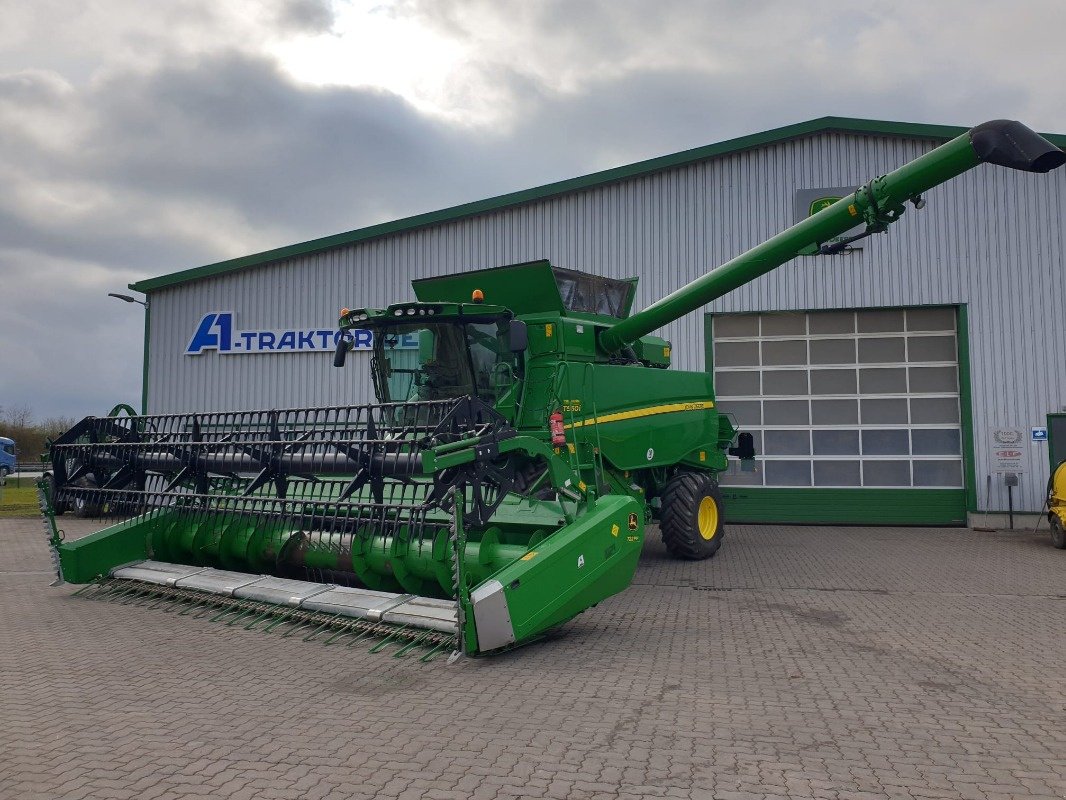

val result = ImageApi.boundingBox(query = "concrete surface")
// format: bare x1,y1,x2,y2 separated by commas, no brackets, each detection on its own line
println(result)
1,516,1064,800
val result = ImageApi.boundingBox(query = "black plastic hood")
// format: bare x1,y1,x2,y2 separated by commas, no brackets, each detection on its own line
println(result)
969,120,1066,173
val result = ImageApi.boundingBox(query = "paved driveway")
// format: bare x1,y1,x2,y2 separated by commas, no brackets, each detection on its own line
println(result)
2,517,1064,800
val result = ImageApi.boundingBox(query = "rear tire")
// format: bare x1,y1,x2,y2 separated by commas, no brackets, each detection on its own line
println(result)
660,472,724,560
72,476,102,519
1051,516,1066,549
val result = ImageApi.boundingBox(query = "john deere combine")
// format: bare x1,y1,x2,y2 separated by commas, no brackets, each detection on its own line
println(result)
41,120,1064,658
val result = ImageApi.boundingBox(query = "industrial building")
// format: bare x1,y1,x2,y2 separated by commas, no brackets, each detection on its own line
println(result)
127,117,1066,526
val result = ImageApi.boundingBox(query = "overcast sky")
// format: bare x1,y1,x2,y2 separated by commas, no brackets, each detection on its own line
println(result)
2,0,1065,419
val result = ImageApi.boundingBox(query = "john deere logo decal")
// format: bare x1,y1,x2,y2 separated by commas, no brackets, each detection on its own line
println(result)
808,197,842,216
796,187,864,252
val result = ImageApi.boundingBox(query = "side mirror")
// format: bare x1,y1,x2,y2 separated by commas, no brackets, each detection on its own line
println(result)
333,334,352,368
508,320,528,352
728,431,756,462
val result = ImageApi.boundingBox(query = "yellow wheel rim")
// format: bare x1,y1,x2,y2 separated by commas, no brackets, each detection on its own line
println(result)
697,496,719,540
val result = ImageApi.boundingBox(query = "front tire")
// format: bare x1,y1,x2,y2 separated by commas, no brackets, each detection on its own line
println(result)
1051,515,1066,549
71,476,102,519
661,472,725,560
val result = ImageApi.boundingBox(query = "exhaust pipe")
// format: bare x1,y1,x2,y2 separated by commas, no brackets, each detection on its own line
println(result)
969,119,1066,173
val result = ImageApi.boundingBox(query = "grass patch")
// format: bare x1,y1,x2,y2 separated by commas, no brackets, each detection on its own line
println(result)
0,484,40,518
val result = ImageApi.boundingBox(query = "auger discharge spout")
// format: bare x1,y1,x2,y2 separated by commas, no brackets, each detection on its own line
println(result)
598,120,1065,353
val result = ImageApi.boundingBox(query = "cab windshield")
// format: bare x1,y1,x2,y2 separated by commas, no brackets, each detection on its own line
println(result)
0,444,12,456
370,320,517,403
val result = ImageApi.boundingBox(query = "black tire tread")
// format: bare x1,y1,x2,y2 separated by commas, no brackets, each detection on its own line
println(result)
72,475,102,519
1051,516,1066,549
660,472,724,560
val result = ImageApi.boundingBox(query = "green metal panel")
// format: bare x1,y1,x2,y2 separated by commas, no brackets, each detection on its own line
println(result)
632,336,671,367
956,305,979,513
1048,413,1066,468
718,488,967,526
58,513,156,583
412,260,566,314
485,494,644,649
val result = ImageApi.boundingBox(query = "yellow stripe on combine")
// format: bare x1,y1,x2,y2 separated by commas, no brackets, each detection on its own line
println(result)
563,401,714,429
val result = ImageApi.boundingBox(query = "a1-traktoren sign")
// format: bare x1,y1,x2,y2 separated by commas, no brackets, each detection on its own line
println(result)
184,312,416,355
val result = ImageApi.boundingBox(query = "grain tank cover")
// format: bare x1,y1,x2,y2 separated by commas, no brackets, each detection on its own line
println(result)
412,259,637,318
553,266,636,317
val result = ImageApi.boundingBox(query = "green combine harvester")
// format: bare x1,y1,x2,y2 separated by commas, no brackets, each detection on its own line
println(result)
41,120,1064,659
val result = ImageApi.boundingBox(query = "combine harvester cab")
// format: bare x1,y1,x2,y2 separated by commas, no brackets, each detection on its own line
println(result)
41,120,1064,658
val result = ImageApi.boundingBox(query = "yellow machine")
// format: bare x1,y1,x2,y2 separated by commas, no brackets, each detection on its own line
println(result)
1049,461,1066,549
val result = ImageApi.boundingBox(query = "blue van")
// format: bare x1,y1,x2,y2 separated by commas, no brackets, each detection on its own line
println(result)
0,437,15,477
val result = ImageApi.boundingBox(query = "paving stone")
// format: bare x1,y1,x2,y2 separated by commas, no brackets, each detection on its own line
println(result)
1,518,1065,799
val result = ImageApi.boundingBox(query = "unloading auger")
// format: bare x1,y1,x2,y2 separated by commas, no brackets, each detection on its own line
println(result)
41,120,1063,658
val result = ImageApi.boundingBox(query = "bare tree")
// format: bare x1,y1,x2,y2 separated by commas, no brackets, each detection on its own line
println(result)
0,404,33,430
0,408,77,465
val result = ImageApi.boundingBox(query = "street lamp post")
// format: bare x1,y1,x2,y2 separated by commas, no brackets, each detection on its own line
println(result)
107,292,150,413
107,292,149,308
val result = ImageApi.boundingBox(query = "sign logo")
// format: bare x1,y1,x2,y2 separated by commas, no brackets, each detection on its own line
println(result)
992,428,1023,445
1032,427,1049,442
988,427,1029,474
808,196,843,215
185,312,416,356
794,186,864,251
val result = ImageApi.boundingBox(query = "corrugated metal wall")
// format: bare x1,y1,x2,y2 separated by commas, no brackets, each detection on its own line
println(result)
147,131,1066,513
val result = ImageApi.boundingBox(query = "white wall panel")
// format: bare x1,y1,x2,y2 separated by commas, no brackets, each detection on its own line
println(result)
146,132,1066,513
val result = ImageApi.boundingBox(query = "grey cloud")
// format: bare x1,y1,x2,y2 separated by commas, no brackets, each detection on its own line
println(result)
0,69,72,103
275,0,335,33
0,249,144,420
82,54,468,231
1,0,1064,419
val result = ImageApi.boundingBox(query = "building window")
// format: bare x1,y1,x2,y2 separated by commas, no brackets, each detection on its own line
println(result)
713,307,963,489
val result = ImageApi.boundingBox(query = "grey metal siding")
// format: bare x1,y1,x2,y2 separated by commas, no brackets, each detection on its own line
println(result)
146,132,1066,513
